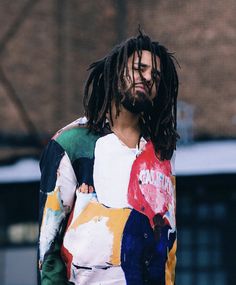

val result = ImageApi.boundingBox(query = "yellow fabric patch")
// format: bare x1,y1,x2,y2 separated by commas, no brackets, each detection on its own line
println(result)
69,201,131,265
165,239,177,285
40,187,62,231
45,187,62,211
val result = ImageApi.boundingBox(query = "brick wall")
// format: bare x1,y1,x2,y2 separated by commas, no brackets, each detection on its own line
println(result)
0,0,235,147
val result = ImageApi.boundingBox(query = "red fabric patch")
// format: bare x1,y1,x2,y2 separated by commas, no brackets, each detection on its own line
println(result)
127,141,172,228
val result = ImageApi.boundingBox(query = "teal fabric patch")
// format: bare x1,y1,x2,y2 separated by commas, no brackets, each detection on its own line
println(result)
55,127,100,162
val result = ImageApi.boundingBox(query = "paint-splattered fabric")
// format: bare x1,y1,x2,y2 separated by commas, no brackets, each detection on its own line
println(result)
38,118,177,285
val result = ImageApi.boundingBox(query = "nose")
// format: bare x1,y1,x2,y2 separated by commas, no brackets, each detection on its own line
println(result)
134,69,152,86
142,70,152,85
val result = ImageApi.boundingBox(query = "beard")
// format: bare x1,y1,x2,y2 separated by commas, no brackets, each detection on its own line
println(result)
121,89,153,114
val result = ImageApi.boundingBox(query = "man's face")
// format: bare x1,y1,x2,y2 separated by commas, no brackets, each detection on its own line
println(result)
121,50,161,114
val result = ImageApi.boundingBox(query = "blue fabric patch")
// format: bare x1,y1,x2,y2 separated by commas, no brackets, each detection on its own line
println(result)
39,140,65,226
121,209,176,285
72,157,95,187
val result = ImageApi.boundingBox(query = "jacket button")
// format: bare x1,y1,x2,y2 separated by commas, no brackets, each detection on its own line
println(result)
144,233,148,238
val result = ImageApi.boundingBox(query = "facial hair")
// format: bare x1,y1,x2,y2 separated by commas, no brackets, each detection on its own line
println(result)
121,89,153,114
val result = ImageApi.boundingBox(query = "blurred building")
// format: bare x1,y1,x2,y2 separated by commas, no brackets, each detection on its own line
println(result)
0,1,235,284
0,0,235,151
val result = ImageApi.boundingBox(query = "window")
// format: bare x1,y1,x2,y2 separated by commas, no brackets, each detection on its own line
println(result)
176,175,235,285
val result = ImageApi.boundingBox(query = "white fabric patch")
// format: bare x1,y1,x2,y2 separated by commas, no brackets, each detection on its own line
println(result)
56,152,77,209
39,153,77,262
93,134,137,208
70,265,126,285
64,217,113,267
39,208,65,261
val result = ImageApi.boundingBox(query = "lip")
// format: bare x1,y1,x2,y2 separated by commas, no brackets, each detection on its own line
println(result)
134,84,146,92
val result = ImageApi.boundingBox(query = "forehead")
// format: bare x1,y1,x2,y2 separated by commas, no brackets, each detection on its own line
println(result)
128,50,160,70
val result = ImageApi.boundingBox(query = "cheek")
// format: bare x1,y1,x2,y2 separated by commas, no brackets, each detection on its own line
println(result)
123,74,135,90
127,67,140,82
128,73,134,84
123,77,132,90
120,77,132,93
133,71,142,82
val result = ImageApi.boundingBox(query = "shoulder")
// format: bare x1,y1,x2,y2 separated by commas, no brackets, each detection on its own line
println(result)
52,117,101,162
53,117,90,146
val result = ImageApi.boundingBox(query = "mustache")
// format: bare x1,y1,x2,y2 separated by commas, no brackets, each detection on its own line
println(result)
132,81,154,93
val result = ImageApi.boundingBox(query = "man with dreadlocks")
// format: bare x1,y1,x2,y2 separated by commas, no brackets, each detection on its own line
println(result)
38,30,179,285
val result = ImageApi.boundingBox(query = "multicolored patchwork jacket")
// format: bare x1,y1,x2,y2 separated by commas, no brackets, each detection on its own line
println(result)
38,118,177,285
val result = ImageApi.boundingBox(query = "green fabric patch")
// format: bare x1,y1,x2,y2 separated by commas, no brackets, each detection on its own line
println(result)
41,242,73,285
55,127,100,162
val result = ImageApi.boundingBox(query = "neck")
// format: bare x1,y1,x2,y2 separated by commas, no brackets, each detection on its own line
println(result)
109,102,141,148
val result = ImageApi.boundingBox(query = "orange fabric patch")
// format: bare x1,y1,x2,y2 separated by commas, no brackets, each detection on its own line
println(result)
165,239,177,285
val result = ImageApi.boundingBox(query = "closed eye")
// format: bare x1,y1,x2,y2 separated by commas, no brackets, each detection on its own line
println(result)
133,66,145,73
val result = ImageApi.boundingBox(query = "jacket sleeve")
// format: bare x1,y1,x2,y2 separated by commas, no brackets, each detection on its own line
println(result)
38,139,77,284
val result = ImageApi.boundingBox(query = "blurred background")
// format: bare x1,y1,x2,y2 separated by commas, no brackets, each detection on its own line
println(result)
0,0,235,284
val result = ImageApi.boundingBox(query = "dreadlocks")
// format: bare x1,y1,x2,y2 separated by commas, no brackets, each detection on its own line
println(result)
83,30,179,160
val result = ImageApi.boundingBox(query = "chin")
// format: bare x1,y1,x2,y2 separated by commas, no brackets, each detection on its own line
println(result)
122,91,153,114
134,90,148,99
